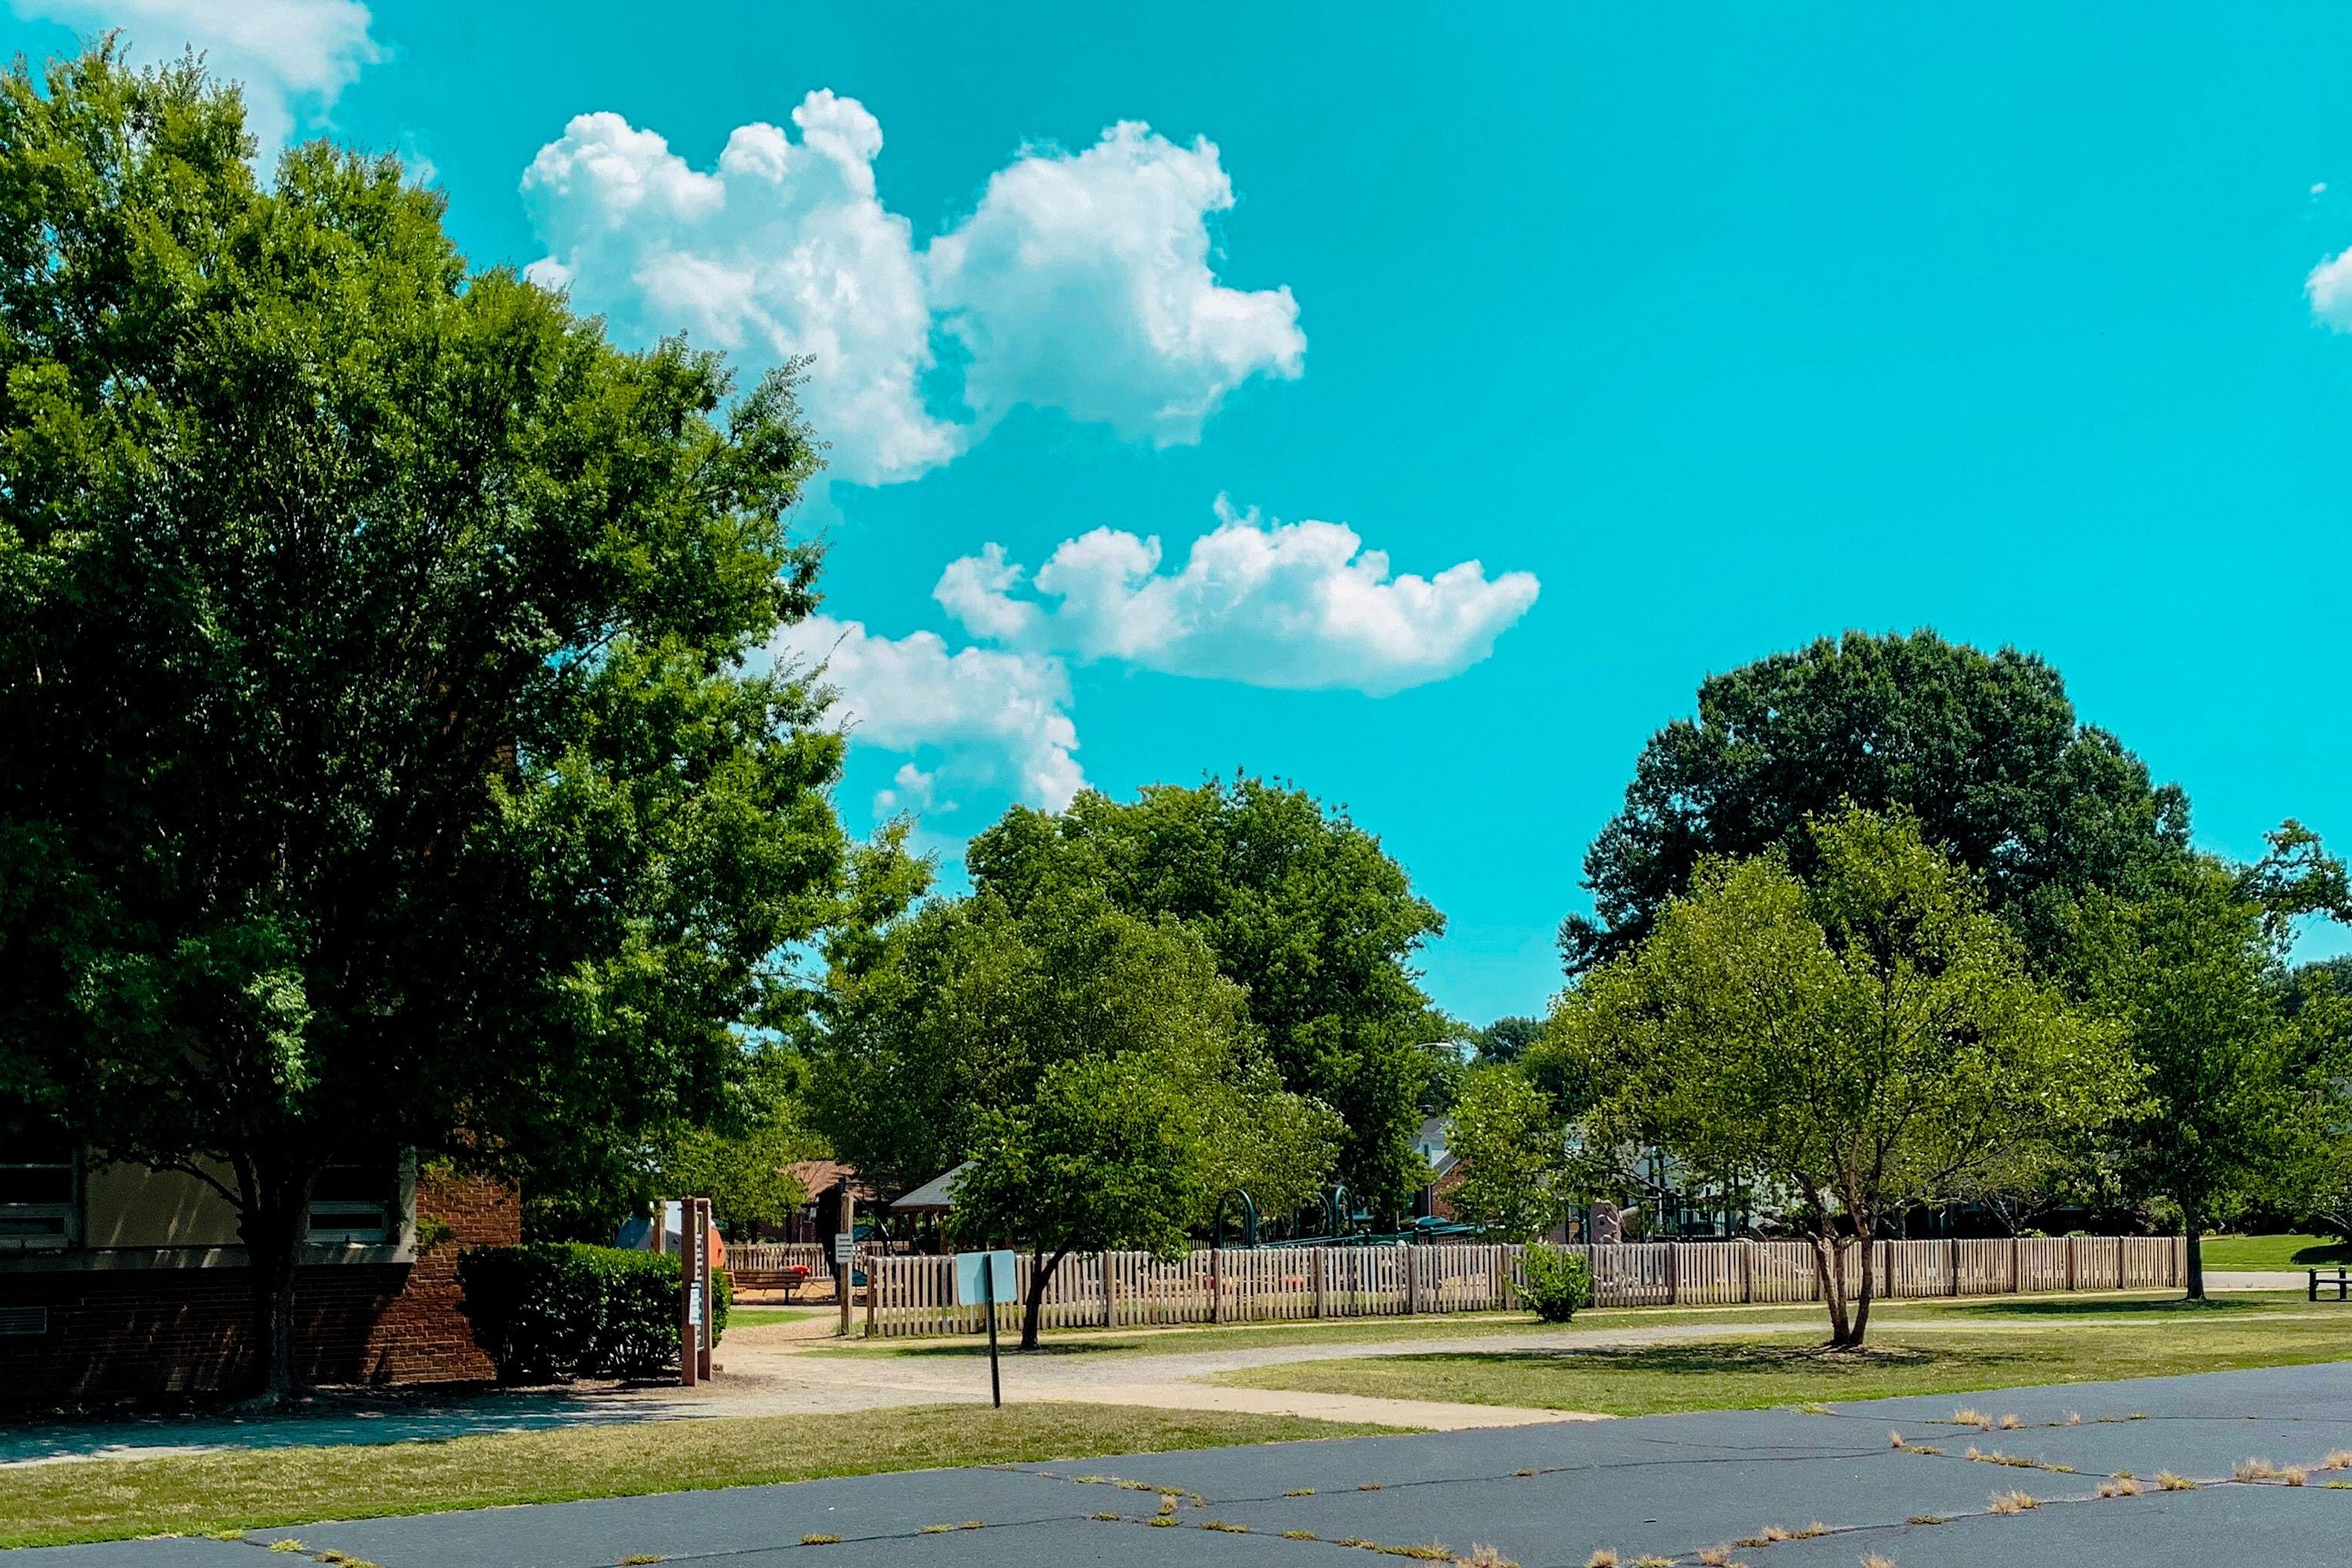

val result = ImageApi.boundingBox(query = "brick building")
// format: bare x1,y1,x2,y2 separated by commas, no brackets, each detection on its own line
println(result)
0,1144,515,1403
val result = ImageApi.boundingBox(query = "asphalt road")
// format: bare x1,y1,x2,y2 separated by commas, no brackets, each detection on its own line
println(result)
19,1362,2352,1566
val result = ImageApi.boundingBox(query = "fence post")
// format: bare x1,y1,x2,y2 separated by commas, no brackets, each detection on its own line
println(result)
1312,1248,1326,1319
2066,1236,2077,1293
1101,1252,1115,1328
2010,1236,2022,1294
865,1250,878,1338
1948,1237,1959,1297
1741,1241,1753,1303
1210,1247,1222,1325
1405,1245,1420,1316
1667,1242,1680,1307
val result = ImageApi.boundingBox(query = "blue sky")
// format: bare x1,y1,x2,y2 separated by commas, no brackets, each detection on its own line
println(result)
14,3,2352,1021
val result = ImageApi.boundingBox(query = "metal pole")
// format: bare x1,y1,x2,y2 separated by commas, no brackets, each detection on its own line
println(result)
984,1252,1003,1408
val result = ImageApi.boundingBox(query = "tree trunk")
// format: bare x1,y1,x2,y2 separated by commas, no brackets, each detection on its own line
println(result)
237,1183,314,1403
1808,1230,1851,1347
1842,1222,1877,1349
1019,1247,1069,1351
2184,1204,2206,1303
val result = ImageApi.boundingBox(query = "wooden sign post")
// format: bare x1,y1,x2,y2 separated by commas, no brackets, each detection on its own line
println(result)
834,1177,856,1338
679,1197,713,1387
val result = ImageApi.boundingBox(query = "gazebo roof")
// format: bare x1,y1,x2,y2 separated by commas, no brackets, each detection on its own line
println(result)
891,1161,970,1213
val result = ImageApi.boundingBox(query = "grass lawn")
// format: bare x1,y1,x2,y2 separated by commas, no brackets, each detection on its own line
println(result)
1218,1293,2352,1416
801,1303,1846,1360
728,1305,823,1327
0,1403,1402,1549
2200,1232,2352,1270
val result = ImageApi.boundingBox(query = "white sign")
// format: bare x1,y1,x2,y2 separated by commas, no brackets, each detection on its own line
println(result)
833,1233,857,1265
953,1249,1019,1307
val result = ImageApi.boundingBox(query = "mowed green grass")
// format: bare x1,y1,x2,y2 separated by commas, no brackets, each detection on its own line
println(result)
0,1403,1402,1549
802,1303,1846,1360
2200,1232,2352,1270
727,1305,823,1327
1218,1293,2352,1416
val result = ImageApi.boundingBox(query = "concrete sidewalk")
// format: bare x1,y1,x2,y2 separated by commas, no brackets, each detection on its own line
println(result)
21,1361,2352,1566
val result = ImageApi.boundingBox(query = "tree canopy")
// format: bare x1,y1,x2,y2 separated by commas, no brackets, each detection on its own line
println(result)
2070,842,2352,1296
1543,807,2135,1346
0,48,852,1394
1441,1067,1573,1243
1561,630,2190,978
965,777,1446,1216
805,882,1338,1221
948,1054,1209,1348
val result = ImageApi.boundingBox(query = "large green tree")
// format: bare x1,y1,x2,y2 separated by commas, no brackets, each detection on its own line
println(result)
1545,808,2135,1347
0,50,852,1396
2071,838,2351,1298
1562,630,2189,976
805,883,1338,1223
965,777,1446,1217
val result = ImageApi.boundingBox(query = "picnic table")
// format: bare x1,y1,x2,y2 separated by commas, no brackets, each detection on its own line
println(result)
2310,1268,2350,1303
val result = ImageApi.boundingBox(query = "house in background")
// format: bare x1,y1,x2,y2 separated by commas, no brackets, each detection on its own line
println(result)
1410,1115,1464,1223
0,1131,515,1403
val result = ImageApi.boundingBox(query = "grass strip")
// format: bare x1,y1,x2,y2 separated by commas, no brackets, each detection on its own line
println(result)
1216,1297,2352,1416
2198,1233,2352,1271
0,1403,1403,1549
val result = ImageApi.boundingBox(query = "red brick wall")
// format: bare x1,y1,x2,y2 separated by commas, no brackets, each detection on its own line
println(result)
0,1169,518,1404
357,1169,514,1385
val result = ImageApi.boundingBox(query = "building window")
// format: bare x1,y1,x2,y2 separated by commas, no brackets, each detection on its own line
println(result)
0,1132,77,1250
308,1163,398,1244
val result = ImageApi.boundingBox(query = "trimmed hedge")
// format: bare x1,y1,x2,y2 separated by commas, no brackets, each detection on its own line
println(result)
456,1243,730,1384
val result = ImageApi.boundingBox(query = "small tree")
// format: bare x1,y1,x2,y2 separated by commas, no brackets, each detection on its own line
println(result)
947,1056,1207,1348
2072,839,2350,1299
1443,1068,1572,1242
1548,808,2135,1348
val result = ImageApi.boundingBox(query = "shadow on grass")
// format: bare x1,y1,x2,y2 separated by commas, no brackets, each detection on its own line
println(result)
2286,1243,2352,1266
1359,1341,1975,1377
1920,1294,2286,1319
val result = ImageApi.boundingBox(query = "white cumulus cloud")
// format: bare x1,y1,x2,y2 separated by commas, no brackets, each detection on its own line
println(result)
2311,245,2352,330
18,0,383,159
521,95,960,486
520,93,1301,486
926,122,1304,444
773,614,1083,811
933,500,1541,696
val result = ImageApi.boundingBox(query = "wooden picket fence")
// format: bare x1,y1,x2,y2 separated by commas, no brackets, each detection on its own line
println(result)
855,1235,2186,1339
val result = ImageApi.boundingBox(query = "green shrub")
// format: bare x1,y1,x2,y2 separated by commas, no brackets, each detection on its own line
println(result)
457,1243,730,1384
1519,1243,1593,1323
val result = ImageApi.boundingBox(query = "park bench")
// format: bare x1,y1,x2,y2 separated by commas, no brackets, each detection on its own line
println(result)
2310,1268,2350,1303
730,1263,812,1301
